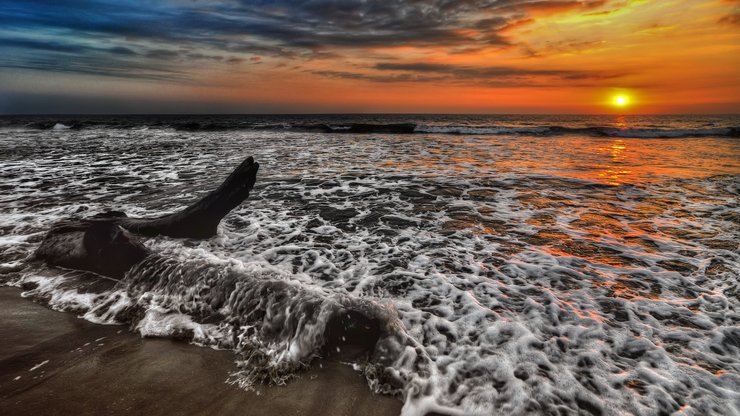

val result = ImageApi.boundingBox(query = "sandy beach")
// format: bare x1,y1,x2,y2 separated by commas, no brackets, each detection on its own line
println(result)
0,287,402,416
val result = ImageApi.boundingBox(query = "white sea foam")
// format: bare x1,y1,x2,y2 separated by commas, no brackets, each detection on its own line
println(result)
0,124,738,415
413,124,736,138
29,360,49,371
135,307,224,345
415,125,551,135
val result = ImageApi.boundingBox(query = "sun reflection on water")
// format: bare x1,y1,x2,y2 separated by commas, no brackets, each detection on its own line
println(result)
382,115,740,188
597,139,633,185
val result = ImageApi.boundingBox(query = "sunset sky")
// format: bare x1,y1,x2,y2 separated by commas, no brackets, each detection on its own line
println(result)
0,0,738,114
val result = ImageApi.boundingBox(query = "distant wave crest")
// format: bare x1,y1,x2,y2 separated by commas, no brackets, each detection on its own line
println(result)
414,125,740,138
9,119,738,138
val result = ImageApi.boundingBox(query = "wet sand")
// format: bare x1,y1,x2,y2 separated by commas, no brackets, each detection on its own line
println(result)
0,287,403,416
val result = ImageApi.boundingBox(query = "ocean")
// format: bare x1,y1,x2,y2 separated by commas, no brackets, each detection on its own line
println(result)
1,114,738,415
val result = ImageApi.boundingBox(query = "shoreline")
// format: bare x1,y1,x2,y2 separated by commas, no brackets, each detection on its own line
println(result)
0,287,403,416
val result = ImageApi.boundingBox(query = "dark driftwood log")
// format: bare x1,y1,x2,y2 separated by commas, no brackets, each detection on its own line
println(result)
33,156,259,278
34,221,150,279
116,156,259,238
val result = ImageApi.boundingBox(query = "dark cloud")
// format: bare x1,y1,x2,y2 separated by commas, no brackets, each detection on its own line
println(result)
1,63,182,83
144,49,181,60
109,46,137,56
185,53,224,62
0,52,189,83
0,0,614,81
374,62,623,84
494,0,607,14
0,90,309,114
1,38,90,54
311,69,446,83
718,13,740,26
310,60,624,88
0,37,138,56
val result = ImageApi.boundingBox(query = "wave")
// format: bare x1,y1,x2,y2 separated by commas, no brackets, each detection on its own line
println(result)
173,122,418,134
414,125,740,138
8,119,738,138
170,122,740,138
52,123,72,130
16,255,418,395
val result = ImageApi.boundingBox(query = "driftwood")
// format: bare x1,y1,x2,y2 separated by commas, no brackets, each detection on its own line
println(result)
34,156,259,278
117,156,259,238
34,221,150,279
30,155,396,357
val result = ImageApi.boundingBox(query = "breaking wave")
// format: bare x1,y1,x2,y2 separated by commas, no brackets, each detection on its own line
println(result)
14,255,417,394
1,115,738,138
414,125,739,138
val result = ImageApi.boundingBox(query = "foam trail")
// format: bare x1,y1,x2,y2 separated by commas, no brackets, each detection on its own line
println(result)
16,255,415,392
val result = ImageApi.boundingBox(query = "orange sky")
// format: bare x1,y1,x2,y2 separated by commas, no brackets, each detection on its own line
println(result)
1,0,738,113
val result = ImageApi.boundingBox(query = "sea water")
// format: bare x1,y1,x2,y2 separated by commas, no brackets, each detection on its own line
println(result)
0,114,738,415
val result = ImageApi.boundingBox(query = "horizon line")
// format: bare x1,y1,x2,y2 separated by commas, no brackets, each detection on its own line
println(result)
2,112,739,117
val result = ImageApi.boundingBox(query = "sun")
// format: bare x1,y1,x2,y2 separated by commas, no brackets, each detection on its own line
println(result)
612,94,630,107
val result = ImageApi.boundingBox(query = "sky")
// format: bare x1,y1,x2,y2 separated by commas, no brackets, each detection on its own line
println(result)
0,0,738,114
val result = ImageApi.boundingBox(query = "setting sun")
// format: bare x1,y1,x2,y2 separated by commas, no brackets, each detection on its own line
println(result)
613,95,630,107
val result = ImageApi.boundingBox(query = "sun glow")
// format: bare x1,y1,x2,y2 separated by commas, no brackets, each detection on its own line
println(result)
613,95,630,107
